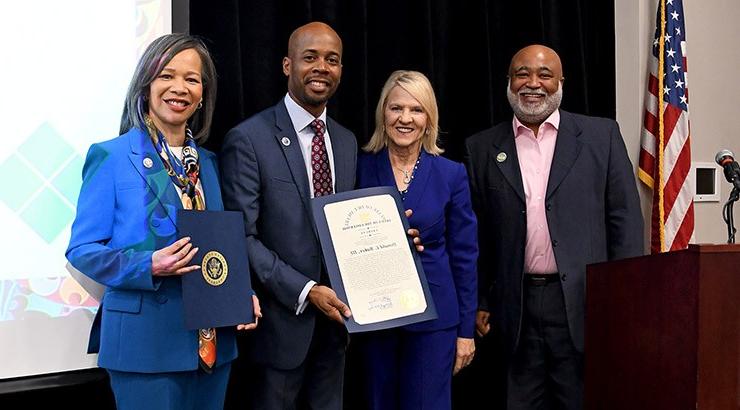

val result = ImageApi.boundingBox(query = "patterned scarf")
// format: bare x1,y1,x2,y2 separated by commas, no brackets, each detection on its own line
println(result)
144,115,216,372
144,115,204,210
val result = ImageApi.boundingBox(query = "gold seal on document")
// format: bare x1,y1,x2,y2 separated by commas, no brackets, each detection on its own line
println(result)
399,290,420,310
201,251,228,286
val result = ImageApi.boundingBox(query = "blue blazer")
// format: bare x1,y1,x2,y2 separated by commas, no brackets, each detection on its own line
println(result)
357,149,478,338
465,110,644,353
220,100,357,370
66,128,237,373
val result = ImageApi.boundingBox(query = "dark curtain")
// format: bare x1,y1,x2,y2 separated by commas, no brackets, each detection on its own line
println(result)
190,1,614,409
191,0,614,163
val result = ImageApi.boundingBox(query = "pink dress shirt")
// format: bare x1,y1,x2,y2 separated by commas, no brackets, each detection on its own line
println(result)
513,110,560,274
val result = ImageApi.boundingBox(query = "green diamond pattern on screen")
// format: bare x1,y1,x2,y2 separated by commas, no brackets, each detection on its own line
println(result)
0,154,44,211
53,156,84,206
18,123,75,178
1,122,83,243
20,188,76,243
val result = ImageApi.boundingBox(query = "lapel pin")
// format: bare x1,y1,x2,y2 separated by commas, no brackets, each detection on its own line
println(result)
143,157,153,169
496,152,507,163
281,137,291,147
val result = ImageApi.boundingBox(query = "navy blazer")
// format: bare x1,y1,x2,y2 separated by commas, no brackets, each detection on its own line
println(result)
465,110,644,353
220,100,357,370
66,128,237,372
357,149,478,338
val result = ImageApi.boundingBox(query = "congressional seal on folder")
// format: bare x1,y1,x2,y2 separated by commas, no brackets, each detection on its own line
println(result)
311,186,437,333
177,210,253,330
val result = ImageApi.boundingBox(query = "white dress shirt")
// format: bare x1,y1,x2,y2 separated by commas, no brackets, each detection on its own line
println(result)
283,93,336,314
283,93,337,197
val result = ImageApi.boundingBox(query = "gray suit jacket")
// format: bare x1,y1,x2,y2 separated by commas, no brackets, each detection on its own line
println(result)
465,110,644,353
220,100,357,369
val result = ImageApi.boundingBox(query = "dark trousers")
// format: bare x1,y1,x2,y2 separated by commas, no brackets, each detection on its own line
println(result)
251,314,348,410
507,276,583,410
107,363,231,410
451,329,507,410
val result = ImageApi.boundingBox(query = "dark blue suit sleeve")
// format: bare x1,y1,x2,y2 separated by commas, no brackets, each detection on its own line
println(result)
220,127,313,310
445,164,479,338
463,140,491,312
605,122,644,259
65,143,156,291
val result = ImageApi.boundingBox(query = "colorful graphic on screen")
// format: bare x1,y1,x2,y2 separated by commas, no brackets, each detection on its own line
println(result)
0,0,171,379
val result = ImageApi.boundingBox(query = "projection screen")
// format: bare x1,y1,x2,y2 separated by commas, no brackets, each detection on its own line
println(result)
0,0,172,380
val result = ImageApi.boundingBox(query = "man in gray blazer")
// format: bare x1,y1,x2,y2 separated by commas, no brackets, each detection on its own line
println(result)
220,22,356,410
465,45,644,409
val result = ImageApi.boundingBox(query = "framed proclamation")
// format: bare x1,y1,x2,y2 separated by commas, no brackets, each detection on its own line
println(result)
311,186,437,333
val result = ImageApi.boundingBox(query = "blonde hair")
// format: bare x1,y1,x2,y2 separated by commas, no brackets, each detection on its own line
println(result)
363,70,443,155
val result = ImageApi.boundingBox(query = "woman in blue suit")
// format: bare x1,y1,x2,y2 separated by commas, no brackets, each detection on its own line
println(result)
357,70,479,410
66,34,260,410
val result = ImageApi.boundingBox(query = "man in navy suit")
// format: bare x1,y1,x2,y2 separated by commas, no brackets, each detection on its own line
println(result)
220,22,356,409
465,45,644,409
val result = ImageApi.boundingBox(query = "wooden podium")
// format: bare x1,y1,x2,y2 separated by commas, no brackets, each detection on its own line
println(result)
585,244,740,410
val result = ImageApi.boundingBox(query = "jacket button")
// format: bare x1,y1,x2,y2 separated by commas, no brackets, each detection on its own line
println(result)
546,203,552,211
561,273,567,281
552,239,558,247
521,210,526,214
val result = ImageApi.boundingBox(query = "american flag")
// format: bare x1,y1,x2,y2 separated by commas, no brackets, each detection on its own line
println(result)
638,0,694,254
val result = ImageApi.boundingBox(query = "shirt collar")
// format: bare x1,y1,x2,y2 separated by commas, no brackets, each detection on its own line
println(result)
512,109,561,137
284,93,328,135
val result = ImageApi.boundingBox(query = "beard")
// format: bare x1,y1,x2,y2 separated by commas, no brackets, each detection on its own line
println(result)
506,81,563,125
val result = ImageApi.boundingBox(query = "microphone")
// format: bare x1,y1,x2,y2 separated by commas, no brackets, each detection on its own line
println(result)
716,150,740,243
715,149,740,189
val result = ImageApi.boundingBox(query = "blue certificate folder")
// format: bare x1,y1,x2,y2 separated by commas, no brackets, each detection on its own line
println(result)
177,210,253,330
311,186,437,333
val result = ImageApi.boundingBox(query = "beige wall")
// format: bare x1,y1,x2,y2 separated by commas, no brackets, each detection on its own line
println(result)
615,0,740,248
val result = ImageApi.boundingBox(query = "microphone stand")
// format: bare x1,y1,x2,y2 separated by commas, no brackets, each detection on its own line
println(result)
723,185,739,244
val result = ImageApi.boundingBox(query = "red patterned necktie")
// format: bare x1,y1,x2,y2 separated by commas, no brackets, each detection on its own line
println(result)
310,119,333,197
